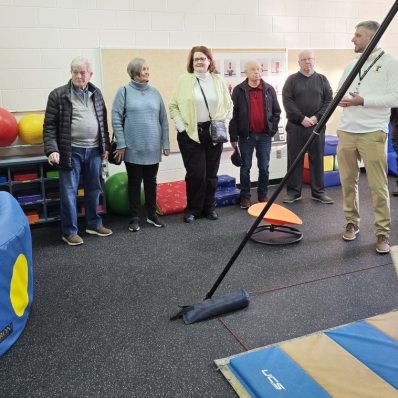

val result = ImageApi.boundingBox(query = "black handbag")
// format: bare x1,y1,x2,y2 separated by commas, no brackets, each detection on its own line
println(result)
108,134,121,165
196,78,228,143
108,87,127,166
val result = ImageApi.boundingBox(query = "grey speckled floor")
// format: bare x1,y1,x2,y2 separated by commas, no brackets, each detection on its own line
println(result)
1,172,398,397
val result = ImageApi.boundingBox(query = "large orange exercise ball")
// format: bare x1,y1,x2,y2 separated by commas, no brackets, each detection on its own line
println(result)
18,114,44,145
0,108,18,147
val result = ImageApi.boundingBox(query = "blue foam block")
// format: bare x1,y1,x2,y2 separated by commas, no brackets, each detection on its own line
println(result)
229,346,332,398
388,151,397,176
326,321,398,389
214,187,240,207
324,170,340,187
324,135,339,156
217,174,236,190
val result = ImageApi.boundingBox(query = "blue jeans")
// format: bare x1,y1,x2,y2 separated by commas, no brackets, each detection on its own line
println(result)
239,132,271,198
59,147,102,235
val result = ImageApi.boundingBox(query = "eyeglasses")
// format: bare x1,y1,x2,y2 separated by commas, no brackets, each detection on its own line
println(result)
194,57,207,63
300,58,314,62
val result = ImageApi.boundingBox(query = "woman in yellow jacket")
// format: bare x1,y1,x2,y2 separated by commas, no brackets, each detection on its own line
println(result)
170,46,233,223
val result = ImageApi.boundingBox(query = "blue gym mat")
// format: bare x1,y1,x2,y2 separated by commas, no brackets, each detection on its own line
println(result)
215,310,398,397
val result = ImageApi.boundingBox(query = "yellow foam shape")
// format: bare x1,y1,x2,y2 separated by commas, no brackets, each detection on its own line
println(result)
366,310,398,342
10,254,29,317
324,155,334,172
279,333,398,398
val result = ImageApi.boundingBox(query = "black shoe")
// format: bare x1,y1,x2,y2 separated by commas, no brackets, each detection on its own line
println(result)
205,210,218,220
183,214,195,223
129,218,140,232
393,187,398,196
147,214,166,227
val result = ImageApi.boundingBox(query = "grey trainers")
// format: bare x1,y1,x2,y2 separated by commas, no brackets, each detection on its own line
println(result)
376,235,390,254
62,234,83,246
312,195,334,204
343,223,359,241
283,195,302,204
147,214,166,227
85,226,113,236
393,187,398,197
129,218,140,232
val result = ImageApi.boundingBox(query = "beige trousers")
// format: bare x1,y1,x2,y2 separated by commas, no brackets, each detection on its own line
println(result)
337,130,390,236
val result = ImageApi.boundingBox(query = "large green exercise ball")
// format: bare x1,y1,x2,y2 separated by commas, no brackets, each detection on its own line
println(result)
105,172,145,216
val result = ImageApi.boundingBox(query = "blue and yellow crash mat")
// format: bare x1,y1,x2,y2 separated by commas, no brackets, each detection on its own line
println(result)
214,310,398,398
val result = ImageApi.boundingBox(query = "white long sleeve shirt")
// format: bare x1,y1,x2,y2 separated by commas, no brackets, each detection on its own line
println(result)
337,48,398,134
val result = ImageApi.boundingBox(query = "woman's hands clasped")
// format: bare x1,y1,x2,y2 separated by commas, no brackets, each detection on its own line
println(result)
114,148,125,163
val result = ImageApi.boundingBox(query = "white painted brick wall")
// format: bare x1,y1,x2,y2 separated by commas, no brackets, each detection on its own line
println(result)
0,0,396,183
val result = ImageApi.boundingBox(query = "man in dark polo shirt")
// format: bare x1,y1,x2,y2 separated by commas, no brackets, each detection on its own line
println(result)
229,60,281,209
282,49,333,204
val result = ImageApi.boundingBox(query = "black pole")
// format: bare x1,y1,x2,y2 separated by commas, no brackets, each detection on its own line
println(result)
205,1,398,300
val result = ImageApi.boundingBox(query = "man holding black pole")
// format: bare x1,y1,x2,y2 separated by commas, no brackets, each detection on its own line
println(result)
337,20,398,254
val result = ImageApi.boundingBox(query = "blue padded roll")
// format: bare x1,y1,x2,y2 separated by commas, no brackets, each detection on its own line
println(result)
0,192,33,356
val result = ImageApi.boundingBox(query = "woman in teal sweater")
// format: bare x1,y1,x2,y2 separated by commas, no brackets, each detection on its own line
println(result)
112,57,170,232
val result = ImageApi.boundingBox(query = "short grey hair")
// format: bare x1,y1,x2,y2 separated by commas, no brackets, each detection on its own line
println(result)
70,56,93,73
244,59,260,70
356,20,380,34
127,57,147,79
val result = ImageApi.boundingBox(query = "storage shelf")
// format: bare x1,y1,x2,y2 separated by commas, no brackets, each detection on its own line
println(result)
0,155,107,225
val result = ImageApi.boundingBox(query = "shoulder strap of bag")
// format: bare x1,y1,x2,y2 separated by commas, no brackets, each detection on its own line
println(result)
196,77,212,122
111,86,127,142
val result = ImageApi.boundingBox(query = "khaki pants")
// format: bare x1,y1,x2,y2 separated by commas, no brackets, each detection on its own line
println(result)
337,130,390,236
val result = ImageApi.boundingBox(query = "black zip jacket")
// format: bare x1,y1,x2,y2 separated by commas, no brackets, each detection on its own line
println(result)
43,80,110,170
229,78,281,142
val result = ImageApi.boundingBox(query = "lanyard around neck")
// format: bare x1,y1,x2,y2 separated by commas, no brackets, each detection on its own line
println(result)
359,51,384,82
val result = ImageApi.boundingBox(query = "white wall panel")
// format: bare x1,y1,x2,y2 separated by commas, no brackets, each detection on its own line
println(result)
59,29,99,48
0,28,19,48
2,89,45,111
244,16,273,32
135,31,169,48
18,28,60,49
152,12,184,31
22,69,63,89
133,0,166,12
37,8,78,29
96,0,132,11
216,14,245,32
99,30,136,48
230,0,259,15
169,31,200,48
77,9,116,29
185,13,215,32
116,11,151,30
0,49,42,69
0,6,37,28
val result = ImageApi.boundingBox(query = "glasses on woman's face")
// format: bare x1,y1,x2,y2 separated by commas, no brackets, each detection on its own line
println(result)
194,57,207,63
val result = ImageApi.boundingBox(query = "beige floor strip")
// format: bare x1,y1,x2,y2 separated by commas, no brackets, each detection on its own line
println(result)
366,310,398,342
279,333,398,398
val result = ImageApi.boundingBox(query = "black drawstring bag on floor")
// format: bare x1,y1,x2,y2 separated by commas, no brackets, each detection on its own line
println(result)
170,289,250,324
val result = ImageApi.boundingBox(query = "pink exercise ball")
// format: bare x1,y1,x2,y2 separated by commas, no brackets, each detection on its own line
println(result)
0,108,18,147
